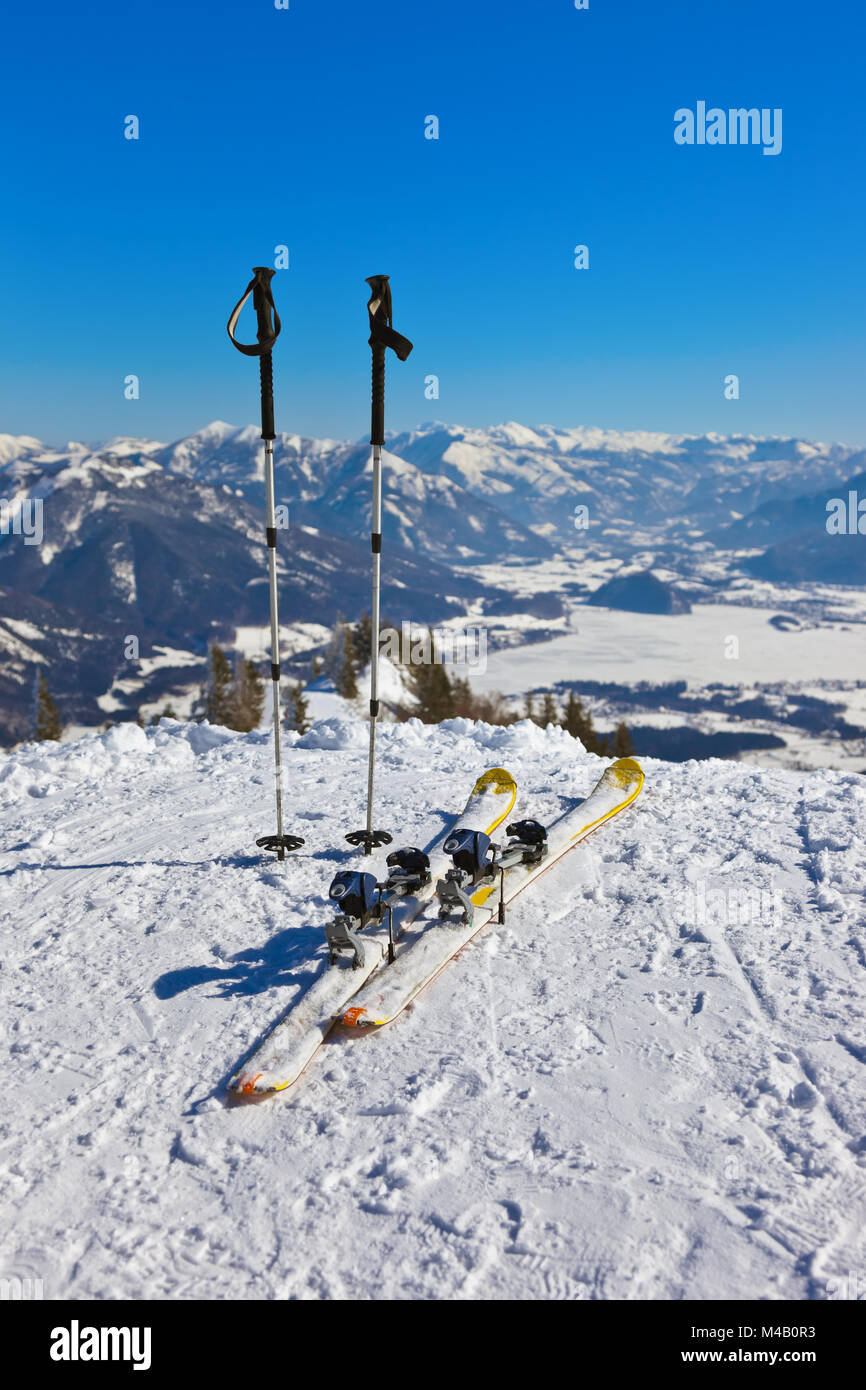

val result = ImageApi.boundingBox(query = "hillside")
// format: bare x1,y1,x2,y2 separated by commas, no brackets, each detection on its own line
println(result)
0,443,499,741
2,420,865,758
1,718,864,1299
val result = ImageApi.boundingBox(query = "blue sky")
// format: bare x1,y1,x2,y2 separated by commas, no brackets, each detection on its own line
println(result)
0,0,863,446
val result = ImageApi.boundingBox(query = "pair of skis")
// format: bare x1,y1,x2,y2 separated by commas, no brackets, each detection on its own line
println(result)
228,757,644,1098
229,767,517,1096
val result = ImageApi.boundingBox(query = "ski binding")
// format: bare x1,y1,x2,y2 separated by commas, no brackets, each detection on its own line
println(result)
325,870,382,968
500,818,548,868
383,846,431,896
325,848,433,967
435,828,497,924
435,820,548,925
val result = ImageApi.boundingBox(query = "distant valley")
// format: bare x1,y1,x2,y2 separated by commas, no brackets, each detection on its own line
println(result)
1,421,864,767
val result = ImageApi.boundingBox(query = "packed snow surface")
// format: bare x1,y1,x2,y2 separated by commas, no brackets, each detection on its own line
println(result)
1,719,865,1300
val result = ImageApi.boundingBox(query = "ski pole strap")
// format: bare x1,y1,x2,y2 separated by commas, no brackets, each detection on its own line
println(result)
227,267,281,357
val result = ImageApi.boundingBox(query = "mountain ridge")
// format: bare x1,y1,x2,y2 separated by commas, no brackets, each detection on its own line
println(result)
2,419,864,745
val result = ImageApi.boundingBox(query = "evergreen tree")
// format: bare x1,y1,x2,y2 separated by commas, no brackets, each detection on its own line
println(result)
429,672,516,726
337,625,359,700
561,689,606,754
611,720,635,757
450,675,474,718
324,620,344,684
150,702,177,725
540,691,559,726
353,613,373,670
206,644,233,726
286,681,311,734
524,691,536,723
394,677,515,727
426,663,455,722
469,691,517,726
310,655,323,681
230,659,266,732
408,629,455,722
190,681,208,723
325,619,360,700
34,672,63,741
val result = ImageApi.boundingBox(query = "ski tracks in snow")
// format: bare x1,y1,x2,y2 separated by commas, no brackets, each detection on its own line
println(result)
1,722,865,1299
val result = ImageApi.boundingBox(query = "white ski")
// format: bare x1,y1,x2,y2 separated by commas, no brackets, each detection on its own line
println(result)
339,757,644,1030
228,766,517,1096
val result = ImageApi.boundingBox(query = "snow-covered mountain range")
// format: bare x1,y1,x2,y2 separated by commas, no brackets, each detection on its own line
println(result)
4,419,861,566
1,420,864,745
146,419,866,558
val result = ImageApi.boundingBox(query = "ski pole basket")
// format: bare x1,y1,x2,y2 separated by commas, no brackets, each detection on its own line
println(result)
346,828,393,852
256,834,305,855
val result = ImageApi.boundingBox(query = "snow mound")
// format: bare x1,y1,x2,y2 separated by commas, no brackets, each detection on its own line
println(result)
439,716,582,752
0,718,247,808
296,717,369,750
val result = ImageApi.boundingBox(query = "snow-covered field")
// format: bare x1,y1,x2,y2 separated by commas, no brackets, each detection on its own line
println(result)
1,718,865,1300
455,603,866,691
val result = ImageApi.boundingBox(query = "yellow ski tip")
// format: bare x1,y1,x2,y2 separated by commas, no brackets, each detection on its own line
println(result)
471,766,517,797
604,756,644,788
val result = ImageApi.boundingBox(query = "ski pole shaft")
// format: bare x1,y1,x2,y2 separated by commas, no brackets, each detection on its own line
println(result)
366,443,383,845
228,266,303,860
252,276,286,859
364,330,387,846
264,436,286,857
347,276,412,855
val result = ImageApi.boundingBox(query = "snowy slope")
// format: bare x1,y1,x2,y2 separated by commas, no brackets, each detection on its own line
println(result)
0,446,499,742
1,719,865,1300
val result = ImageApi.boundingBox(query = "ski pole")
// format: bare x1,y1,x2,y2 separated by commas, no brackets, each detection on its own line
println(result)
346,275,413,855
227,266,304,861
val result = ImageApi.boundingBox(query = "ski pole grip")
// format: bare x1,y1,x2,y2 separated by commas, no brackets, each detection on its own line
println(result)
259,351,276,441
252,267,278,349
227,266,282,357
370,342,386,446
365,274,412,446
